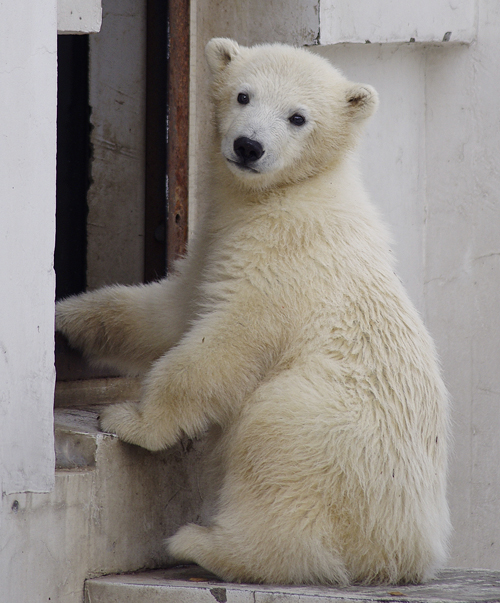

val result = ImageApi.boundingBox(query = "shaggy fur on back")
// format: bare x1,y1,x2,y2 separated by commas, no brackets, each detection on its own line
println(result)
56,38,450,585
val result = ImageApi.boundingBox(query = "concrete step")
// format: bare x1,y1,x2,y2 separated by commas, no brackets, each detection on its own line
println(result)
52,408,211,571
0,408,212,603
85,566,500,603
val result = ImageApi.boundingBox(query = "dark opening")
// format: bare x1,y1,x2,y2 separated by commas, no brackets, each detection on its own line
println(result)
55,35,90,301
144,0,168,283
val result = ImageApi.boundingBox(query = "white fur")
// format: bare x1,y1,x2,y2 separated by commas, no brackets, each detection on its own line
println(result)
56,39,450,585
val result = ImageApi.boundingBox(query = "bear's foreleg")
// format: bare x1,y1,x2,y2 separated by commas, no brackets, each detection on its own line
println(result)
100,302,279,450
56,278,188,374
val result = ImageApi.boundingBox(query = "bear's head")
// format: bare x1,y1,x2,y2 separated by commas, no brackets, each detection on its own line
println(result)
205,38,378,192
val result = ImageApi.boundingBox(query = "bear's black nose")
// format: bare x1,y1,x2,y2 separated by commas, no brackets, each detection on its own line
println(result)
234,137,264,163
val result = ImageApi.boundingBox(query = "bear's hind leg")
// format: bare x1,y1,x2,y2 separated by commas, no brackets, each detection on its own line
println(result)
166,376,350,585
167,524,249,581
166,504,349,585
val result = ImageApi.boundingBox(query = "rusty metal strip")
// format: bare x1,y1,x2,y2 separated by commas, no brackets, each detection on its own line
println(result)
144,0,189,281
166,0,190,273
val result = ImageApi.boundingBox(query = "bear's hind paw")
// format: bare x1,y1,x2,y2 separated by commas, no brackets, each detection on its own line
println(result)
167,524,212,564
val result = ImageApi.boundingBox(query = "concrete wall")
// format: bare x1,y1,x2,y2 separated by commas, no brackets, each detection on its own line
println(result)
318,0,476,45
87,0,147,289
424,17,500,566
312,36,500,568
191,0,500,570
0,1,57,495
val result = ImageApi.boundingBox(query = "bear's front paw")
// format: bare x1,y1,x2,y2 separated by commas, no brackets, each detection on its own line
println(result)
100,401,138,435
99,401,179,451
99,402,149,448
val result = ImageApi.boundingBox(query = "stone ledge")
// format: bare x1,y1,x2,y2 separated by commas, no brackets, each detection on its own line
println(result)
58,0,102,34
55,377,141,408
85,566,500,603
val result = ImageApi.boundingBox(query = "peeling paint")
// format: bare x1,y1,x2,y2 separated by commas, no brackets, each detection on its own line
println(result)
210,587,227,602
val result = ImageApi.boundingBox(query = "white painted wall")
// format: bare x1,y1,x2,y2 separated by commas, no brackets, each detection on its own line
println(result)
310,4,500,565
424,12,500,565
0,1,57,495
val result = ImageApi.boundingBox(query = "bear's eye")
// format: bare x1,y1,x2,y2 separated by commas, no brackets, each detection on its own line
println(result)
289,113,306,126
237,92,250,105
288,113,306,126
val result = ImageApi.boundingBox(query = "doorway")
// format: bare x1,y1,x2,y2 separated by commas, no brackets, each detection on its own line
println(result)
55,0,189,395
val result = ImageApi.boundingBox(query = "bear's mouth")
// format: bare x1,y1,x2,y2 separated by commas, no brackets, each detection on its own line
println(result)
227,159,260,174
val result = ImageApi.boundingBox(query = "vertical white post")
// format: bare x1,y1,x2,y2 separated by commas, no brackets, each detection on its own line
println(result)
0,0,57,494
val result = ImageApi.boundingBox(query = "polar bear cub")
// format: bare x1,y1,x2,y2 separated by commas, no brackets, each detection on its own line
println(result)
56,38,450,585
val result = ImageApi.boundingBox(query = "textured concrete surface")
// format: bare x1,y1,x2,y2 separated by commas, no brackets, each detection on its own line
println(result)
85,566,500,603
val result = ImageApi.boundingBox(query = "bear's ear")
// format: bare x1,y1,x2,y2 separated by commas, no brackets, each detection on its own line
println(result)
345,84,379,121
205,38,241,75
